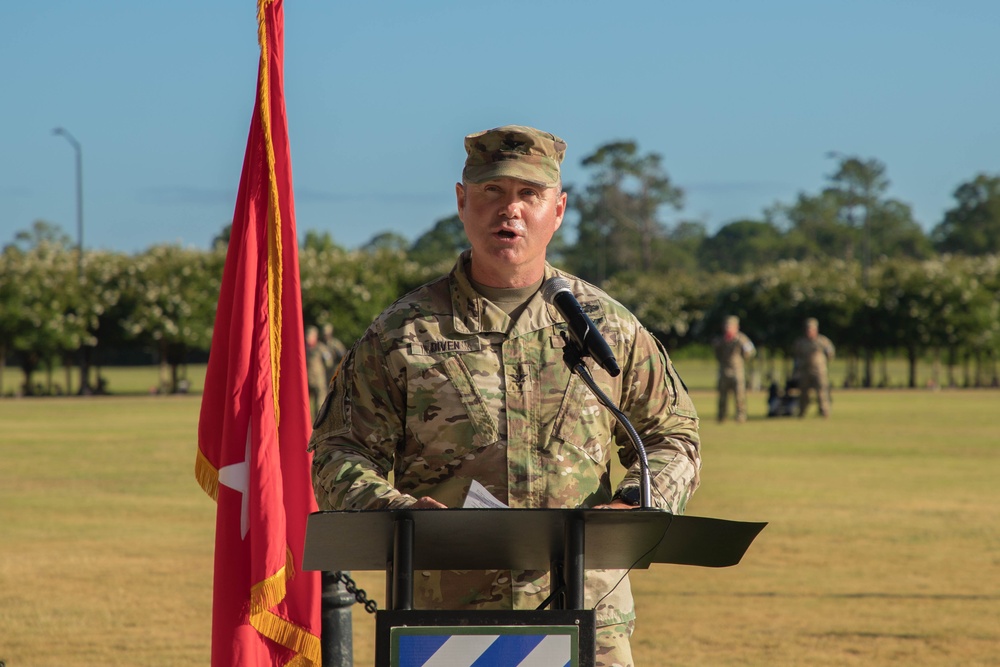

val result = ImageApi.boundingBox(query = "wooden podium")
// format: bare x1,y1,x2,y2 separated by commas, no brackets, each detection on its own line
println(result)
303,509,765,666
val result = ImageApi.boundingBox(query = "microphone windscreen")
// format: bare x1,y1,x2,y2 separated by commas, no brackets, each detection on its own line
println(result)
541,276,572,305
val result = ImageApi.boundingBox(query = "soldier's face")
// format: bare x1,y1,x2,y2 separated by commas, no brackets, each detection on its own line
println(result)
456,177,566,288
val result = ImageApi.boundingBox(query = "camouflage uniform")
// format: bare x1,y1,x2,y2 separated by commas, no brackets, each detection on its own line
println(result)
792,325,835,417
712,326,755,422
310,251,701,666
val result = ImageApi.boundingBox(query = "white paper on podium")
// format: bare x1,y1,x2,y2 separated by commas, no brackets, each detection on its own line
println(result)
462,480,508,509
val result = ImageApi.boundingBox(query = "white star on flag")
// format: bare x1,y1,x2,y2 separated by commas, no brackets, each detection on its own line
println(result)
218,428,251,539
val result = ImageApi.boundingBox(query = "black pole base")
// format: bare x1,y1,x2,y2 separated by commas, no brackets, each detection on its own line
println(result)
321,571,354,667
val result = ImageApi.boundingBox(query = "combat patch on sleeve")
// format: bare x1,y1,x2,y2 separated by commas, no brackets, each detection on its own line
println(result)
311,364,352,438
311,390,333,431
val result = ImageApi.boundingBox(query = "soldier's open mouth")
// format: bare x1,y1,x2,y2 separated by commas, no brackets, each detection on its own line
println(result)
497,230,516,239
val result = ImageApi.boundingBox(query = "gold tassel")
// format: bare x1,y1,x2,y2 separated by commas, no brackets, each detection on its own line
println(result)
257,0,283,426
285,546,297,580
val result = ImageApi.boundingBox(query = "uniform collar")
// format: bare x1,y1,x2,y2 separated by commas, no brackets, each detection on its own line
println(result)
448,250,562,336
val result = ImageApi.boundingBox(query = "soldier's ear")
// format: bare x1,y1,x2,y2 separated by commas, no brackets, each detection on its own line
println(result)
455,182,466,219
552,190,567,231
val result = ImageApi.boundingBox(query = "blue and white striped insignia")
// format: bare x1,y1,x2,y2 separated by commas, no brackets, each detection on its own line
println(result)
394,626,576,667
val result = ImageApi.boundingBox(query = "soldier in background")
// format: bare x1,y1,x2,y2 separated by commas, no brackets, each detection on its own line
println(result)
792,317,836,417
712,315,756,423
321,323,348,381
305,325,332,418
309,124,702,667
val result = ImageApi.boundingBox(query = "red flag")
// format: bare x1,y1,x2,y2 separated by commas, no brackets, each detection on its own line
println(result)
195,1,321,664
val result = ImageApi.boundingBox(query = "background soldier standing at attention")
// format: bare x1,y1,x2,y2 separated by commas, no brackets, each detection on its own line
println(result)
305,324,332,418
712,315,756,423
321,322,348,381
792,317,835,417
309,124,702,667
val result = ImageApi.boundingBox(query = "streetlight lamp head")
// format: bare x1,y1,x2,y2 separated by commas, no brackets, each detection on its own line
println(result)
53,127,80,149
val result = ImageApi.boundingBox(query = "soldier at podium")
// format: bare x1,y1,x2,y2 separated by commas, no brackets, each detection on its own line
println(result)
309,124,702,667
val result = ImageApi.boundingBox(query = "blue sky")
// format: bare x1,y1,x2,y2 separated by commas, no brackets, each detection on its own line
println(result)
3,1,998,253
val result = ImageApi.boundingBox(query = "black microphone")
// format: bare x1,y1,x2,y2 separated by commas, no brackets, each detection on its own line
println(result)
542,277,621,377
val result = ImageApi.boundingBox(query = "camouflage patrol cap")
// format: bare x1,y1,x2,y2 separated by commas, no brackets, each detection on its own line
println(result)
462,125,566,188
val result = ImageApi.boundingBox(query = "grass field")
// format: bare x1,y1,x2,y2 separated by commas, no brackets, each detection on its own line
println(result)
1,353,981,398
1,371,998,665
0,364,208,398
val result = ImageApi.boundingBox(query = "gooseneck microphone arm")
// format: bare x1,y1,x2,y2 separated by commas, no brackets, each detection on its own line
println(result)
543,276,652,509
559,338,653,509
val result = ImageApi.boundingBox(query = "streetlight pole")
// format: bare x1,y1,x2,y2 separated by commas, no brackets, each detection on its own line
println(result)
827,151,873,388
53,127,84,280
53,127,91,393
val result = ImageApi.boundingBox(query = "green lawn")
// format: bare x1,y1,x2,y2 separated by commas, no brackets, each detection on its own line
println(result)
1,354,969,398
1,363,208,398
1,385,997,665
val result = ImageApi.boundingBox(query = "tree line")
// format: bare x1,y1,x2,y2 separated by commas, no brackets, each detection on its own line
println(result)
2,144,998,396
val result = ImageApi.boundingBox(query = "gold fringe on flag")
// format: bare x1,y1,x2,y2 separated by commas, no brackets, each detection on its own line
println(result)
250,606,323,666
248,550,321,665
195,446,220,501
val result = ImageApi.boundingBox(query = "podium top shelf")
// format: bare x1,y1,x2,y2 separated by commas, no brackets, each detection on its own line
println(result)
303,508,765,573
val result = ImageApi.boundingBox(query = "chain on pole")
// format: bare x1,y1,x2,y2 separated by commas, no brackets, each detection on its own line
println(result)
328,570,378,614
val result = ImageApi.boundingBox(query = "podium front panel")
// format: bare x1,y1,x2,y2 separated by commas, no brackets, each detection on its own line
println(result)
376,609,595,667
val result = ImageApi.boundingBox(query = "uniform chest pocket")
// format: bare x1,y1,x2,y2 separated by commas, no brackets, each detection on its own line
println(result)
548,364,615,467
406,354,499,468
